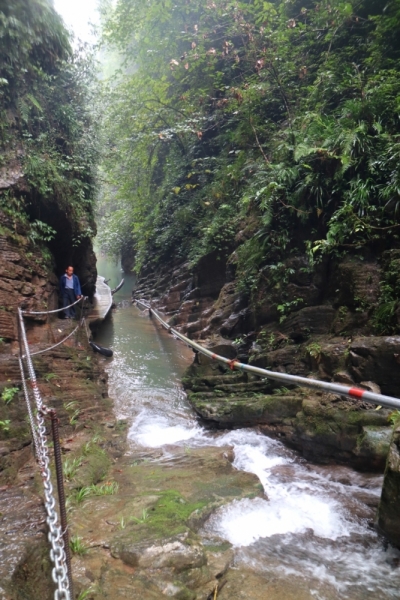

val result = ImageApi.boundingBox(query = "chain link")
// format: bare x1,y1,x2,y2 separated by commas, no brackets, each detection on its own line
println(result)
17,308,71,600
18,357,41,461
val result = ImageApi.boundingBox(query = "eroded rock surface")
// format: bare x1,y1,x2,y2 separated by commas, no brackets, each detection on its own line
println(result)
68,445,263,599
182,359,392,471
378,424,400,547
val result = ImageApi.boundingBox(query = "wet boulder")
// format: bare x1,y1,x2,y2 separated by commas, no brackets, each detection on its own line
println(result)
378,424,400,548
349,336,400,396
280,306,336,339
329,258,381,309
111,533,206,571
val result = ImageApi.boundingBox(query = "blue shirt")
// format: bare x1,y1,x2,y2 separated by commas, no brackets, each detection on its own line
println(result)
60,273,82,297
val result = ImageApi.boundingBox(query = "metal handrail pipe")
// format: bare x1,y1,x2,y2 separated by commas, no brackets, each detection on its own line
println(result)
135,299,400,411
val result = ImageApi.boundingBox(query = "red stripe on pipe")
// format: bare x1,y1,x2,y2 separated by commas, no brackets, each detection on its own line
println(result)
349,388,365,398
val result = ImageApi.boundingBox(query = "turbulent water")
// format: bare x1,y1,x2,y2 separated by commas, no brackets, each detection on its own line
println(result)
95,255,400,600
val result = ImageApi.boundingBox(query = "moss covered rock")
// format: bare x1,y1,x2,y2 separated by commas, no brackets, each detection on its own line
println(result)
378,425,400,547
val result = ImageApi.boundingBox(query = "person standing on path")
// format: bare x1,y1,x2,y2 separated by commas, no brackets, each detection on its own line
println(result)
59,266,82,318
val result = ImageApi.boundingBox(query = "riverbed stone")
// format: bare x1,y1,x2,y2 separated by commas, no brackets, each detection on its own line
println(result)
354,426,393,468
378,424,400,547
0,484,52,599
112,534,206,571
67,444,263,598
189,392,303,427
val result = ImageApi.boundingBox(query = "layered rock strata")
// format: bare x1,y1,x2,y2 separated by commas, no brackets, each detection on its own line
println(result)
0,202,102,595
132,249,400,546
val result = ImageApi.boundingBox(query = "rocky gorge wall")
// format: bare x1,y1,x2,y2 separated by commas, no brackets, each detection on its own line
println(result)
131,245,400,545
0,195,113,597
133,248,400,401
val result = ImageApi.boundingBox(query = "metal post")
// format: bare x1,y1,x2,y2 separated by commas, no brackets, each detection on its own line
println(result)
47,310,56,344
75,297,83,347
49,410,74,598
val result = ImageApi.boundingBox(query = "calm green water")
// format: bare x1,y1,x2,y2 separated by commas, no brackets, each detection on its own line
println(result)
94,253,195,428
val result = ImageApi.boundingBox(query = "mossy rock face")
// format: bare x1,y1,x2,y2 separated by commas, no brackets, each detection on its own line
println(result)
9,543,53,600
378,426,400,547
0,485,52,600
69,445,262,597
355,426,393,467
72,446,111,489
189,392,302,427
185,359,393,469
112,489,209,542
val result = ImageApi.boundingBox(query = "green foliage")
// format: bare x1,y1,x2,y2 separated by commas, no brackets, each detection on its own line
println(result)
131,509,149,524
388,411,400,427
372,254,400,333
68,481,119,504
71,486,92,504
77,588,96,600
306,342,322,362
277,298,304,323
272,387,291,396
91,481,119,496
44,373,57,382
0,0,98,252
0,420,11,432
63,457,83,481
97,0,400,287
64,400,81,425
28,220,56,244
1,386,19,404
70,535,88,556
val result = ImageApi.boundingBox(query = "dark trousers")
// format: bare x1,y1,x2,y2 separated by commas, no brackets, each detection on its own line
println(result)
63,288,76,317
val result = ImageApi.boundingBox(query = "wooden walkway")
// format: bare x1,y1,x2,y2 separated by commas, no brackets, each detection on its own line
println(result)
87,276,113,325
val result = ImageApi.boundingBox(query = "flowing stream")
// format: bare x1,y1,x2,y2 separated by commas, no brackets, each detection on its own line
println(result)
95,254,400,600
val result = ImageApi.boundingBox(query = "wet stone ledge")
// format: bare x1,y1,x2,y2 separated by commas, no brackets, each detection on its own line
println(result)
183,359,394,472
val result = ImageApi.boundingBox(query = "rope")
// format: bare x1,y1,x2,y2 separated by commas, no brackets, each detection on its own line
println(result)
26,324,80,358
22,296,84,316
21,297,89,357
18,308,71,600
135,299,400,411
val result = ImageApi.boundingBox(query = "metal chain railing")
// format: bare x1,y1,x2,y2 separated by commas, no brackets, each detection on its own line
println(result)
18,355,41,460
18,307,72,600
135,299,400,411
15,290,114,597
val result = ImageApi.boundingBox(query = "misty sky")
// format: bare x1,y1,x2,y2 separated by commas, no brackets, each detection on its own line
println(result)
53,0,99,44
